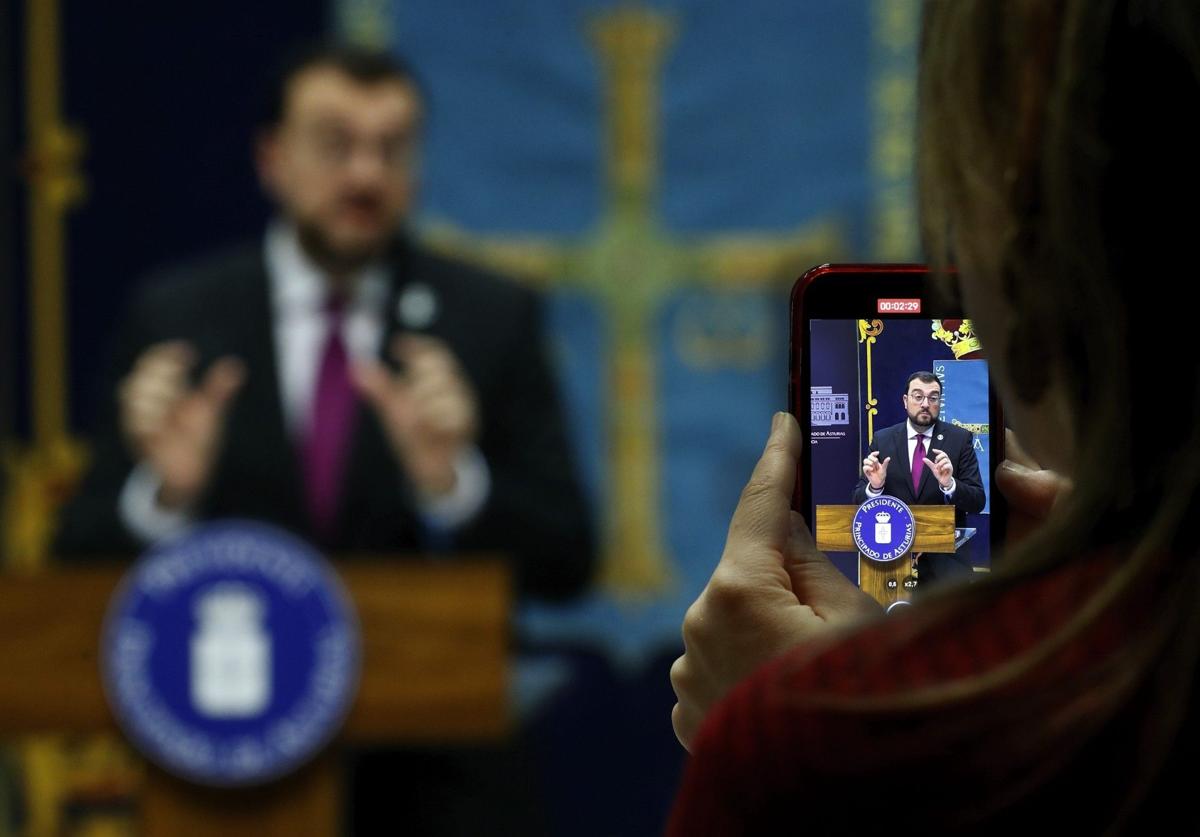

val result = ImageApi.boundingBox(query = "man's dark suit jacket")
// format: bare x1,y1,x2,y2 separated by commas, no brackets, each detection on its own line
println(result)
56,235,594,601
851,418,985,583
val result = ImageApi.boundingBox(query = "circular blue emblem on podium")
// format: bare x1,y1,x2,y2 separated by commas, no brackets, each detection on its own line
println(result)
101,521,360,786
851,497,917,562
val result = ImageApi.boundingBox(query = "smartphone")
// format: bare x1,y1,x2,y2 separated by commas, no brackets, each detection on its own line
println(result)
788,264,1005,607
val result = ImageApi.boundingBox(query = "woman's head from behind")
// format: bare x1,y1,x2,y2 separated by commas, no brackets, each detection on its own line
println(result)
918,0,1200,547
906,9,1200,824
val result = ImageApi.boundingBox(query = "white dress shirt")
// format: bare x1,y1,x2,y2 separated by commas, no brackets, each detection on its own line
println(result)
864,419,957,498
118,222,490,544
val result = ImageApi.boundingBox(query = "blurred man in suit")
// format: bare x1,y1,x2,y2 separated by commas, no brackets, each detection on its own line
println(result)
57,43,593,835
57,44,592,598
852,370,985,586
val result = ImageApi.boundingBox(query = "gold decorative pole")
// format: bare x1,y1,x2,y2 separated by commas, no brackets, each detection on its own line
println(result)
858,319,884,443
3,0,89,571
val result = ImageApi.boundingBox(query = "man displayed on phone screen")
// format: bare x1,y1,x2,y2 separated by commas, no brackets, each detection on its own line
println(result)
852,371,986,586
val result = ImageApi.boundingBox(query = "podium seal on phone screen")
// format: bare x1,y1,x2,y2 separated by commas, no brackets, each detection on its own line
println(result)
101,520,360,786
852,497,916,562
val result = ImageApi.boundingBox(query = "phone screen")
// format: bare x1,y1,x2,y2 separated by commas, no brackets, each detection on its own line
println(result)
789,265,1003,603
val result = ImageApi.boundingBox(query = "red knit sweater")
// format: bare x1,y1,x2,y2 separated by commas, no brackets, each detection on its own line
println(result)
667,555,1195,835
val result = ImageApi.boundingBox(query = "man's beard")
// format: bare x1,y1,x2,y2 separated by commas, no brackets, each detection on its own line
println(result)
296,220,391,277
911,411,934,428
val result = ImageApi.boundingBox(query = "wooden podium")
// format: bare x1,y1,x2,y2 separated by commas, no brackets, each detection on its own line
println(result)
0,560,510,836
814,505,957,607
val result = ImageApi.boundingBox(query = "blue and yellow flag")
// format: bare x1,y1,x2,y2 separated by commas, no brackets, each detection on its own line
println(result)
339,0,920,668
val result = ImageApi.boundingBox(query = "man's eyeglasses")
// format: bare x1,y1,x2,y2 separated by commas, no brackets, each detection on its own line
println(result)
906,392,941,405
296,126,419,172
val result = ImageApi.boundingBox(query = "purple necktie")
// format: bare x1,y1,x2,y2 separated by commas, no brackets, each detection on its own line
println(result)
912,434,926,493
302,296,358,539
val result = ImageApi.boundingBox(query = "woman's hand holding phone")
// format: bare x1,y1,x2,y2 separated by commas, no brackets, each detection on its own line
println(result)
670,413,881,753
670,267,1065,757
996,429,1072,545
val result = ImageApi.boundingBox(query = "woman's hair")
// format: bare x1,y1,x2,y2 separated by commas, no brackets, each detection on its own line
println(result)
785,1,1200,829
918,0,1200,822
919,0,1200,550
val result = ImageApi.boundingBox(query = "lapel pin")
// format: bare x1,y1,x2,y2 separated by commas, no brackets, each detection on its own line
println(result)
397,282,438,329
